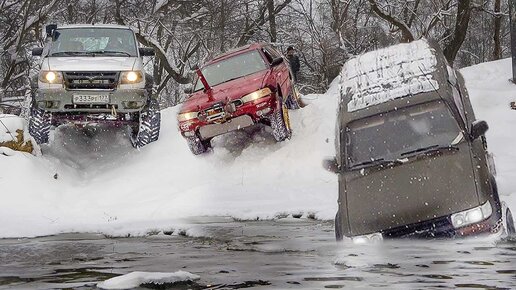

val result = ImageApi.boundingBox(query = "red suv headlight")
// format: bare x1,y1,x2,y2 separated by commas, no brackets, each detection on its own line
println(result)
177,111,198,122
241,88,272,103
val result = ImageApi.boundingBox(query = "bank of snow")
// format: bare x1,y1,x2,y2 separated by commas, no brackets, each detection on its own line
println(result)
1,58,516,238
461,58,516,210
0,114,38,155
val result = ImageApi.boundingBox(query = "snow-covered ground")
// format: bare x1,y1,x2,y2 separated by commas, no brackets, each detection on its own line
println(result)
0,82,339,238
461,58,516,212
1,58,515,238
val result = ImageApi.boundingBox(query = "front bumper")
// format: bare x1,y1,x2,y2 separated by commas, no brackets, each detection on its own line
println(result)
35,88,148,113
379,209,503,239
179,95,276,139
198,115,255,139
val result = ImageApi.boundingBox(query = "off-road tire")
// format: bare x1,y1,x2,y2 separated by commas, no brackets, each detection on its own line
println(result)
335,212,343,241
28,106,52,145
270,100,292,142
506,208,515,236
187,136,209,155
286,89,301,110
131,98,160,148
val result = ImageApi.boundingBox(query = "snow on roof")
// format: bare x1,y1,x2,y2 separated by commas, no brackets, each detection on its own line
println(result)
342,39,440,112
97,271,200,289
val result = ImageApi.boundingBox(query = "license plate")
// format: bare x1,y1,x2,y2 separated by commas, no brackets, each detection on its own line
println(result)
73,94,109,104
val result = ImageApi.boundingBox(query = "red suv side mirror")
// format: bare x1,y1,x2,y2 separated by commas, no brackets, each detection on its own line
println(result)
271,57,283,66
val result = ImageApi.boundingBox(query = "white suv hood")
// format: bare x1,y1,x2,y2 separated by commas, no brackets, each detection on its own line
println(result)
46,57,138,71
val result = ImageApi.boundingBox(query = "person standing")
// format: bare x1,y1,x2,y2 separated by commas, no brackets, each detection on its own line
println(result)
286,46,300,83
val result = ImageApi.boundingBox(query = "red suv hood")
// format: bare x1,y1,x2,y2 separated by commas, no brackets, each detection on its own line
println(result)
181,70,271,112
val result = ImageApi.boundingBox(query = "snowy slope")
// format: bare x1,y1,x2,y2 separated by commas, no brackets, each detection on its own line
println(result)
1,59,516,238
461,58,516,211
0,83,339,238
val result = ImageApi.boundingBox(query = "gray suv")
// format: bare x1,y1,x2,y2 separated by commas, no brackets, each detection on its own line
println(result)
30,24,160,148
324,39,515,241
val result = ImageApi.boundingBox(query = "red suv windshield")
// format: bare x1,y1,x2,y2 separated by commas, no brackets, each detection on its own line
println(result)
194,50,267,91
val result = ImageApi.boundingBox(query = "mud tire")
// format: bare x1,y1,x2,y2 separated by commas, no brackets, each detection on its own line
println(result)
187,136,209,155
131,98,161,148
335,212,343,241
270,99,292,142
286,92,301,110
506,208,515,236
28,107,52,145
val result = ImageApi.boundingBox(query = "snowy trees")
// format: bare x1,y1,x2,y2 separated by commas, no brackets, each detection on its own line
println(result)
0,0,512,108
0,0,60,103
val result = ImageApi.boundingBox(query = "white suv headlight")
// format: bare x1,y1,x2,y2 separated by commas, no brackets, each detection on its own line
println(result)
121,71,143,84
451,200,493,229
39,71,63,84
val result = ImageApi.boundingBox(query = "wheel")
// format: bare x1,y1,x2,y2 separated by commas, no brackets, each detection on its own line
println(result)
28,106,52,145
335,212,343,241
270,98,292,142
286,91,301,110
131,98,161,148
186,135,209,155
506,208,515,236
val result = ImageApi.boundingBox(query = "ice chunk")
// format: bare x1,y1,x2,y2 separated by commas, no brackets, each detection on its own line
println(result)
97,271,200,289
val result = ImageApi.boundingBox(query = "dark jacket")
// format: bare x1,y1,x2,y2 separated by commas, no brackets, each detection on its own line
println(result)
287,54,300,73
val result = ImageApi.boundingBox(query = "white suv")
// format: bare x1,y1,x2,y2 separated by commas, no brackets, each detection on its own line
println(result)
30,24,160,148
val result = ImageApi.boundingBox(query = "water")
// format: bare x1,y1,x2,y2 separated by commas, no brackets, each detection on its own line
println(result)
1,218,515,289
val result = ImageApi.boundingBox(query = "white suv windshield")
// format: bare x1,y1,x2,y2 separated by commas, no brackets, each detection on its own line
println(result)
49,28,138,57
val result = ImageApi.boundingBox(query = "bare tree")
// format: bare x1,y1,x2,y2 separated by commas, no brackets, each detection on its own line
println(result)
0,0,512,108
493,0,503,60
0,0,61,102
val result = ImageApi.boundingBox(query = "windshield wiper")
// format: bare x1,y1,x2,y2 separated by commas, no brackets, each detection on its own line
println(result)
219,77,242,85
350,158,404,170
401,144,459,157
87,50,132,56
50,51,87,56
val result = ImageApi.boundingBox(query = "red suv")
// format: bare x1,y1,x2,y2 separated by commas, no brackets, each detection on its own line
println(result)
177,43,301,154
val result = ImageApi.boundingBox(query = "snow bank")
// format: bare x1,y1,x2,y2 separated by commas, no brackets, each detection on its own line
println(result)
0,114,37,154
343,39,439,112
461,58,516,210
97,271,199,289
0,114,26,143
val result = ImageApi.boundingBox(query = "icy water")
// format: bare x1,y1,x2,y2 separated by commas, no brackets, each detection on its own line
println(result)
1,218,515,289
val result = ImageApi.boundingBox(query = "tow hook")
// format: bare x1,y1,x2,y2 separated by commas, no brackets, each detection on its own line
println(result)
225,102,237,113
111,104,118,118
